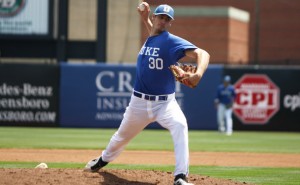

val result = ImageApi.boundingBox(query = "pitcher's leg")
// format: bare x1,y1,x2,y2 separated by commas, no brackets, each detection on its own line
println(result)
169,119,189,176
157,100,189,176
102,103,150,162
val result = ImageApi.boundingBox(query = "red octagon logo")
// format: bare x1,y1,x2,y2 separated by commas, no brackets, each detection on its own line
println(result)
233,74,280,124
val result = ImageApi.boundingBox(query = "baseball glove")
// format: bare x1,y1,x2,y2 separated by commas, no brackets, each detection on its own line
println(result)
169,63,198,88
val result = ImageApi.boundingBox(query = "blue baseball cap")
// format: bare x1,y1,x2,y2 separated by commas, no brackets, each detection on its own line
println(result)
154,4,174,20
224,75,231,82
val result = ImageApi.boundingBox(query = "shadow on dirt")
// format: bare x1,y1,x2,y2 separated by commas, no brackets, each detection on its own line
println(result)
100,171,156,185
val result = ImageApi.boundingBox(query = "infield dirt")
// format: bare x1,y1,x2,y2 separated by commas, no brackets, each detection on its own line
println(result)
1,149,300,185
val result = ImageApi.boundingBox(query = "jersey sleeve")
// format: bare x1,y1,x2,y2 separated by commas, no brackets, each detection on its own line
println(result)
168,34,198,62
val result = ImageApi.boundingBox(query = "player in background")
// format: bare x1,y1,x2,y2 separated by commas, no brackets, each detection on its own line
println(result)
84,2,210,185
214,75,236,135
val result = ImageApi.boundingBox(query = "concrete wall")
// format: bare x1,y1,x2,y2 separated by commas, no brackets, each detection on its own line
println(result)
68,0,140,63
68,0,97,41
106,0,140,63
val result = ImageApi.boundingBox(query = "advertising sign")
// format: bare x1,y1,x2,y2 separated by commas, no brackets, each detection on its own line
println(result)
59,63,222,130
225,66,300,131
60,63,182,128
59,64,136,128
0,63,59,126
0,0,50,35
233,74,280,124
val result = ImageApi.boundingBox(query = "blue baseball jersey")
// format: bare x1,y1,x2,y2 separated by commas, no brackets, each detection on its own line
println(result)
216,84,236,105
134,31,197,95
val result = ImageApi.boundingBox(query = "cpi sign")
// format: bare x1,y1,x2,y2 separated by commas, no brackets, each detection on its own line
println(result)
233,74,280,124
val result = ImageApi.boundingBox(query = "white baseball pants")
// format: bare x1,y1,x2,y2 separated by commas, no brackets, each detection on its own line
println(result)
101,92,189,176
217,103,233,134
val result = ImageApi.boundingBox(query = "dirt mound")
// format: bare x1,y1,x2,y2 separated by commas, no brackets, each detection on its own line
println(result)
0,168,251,185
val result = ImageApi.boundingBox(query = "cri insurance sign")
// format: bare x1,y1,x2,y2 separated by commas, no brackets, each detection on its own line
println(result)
233,74,280,124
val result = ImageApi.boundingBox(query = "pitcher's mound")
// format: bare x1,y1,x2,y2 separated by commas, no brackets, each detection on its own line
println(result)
0,168,252,185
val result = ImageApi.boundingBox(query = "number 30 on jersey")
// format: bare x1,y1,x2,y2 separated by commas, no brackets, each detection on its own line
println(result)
149,57,163,70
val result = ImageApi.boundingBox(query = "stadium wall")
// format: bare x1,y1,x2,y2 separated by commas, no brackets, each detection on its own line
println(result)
0,63,300,131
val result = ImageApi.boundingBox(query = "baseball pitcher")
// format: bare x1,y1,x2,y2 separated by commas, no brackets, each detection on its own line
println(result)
84,2,210,185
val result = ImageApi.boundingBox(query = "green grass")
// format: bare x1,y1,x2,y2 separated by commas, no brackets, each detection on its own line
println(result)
0,127,116,149
0,127,300,185
0,127,299,153
189,166,300,185
188,131,300,153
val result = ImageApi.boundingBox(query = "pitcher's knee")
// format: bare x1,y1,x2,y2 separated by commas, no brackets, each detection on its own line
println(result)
171,121,188,133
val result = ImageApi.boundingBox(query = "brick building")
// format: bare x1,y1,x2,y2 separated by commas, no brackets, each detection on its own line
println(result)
141,6,250,64
147,0,300,64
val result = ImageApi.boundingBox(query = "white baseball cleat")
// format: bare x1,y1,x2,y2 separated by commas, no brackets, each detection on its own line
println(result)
174,174,194,185
83,157,99,172
83,157,108,172
174,178,194,185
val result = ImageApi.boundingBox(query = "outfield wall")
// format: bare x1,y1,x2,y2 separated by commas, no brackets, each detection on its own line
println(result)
0,63,299,131
0,63,59,127
59,63,222,130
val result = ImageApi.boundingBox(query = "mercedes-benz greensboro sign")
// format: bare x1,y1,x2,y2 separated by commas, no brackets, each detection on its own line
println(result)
233,74,280,124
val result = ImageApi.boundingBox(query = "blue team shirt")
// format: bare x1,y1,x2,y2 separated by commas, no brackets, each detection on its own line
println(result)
216,84,236,105
134,31,197,95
